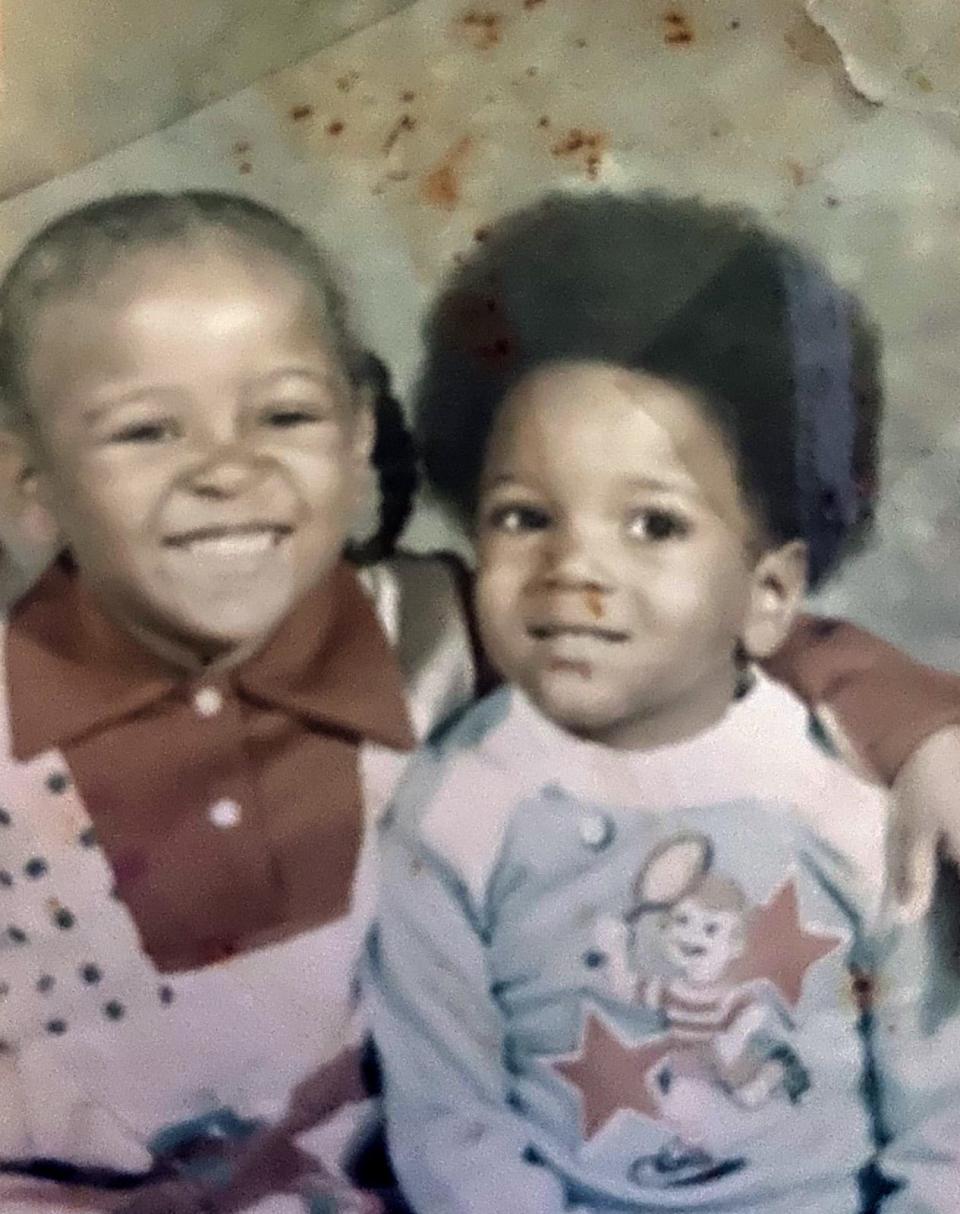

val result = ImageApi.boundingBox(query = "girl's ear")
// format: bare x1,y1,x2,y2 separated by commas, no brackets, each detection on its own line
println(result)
350,383,377,466
740,539,808,660
0,427,60,564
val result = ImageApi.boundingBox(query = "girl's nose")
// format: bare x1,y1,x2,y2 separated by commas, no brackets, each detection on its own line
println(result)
185,438,267,499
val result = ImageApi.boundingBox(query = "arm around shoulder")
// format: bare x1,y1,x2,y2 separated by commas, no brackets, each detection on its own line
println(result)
763,614,960,785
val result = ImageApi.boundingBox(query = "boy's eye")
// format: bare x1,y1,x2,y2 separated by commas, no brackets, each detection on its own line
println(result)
626,508,688,542
487,503,552,534
108,420,175,445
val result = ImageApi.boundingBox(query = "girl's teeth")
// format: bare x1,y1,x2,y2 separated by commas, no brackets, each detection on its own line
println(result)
183,532,276,557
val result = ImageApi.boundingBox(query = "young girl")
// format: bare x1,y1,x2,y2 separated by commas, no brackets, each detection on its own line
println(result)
0,190,955,1214
370,192,960,1213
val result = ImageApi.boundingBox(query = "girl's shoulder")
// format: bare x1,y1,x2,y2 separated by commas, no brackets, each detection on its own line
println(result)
359,550,481,740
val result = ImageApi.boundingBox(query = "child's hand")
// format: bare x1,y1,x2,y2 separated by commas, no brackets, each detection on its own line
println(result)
888,725,960,914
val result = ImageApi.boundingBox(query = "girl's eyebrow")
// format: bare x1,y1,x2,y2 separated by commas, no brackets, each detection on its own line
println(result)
251,367,340,388
81,387,183,425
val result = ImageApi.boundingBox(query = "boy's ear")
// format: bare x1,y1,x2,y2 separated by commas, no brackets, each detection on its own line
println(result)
740,540,808,660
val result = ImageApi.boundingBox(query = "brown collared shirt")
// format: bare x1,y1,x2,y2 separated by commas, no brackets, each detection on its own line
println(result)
6,560,415,973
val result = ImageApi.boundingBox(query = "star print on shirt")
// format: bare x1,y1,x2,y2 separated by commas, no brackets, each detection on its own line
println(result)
727,878,843,1006
554,1012,675,1137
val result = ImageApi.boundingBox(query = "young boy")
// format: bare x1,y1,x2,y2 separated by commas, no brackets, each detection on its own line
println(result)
369,192,960,1213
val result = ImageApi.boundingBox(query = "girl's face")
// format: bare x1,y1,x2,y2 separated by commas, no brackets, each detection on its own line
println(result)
19,241,373,665
475,361,802,750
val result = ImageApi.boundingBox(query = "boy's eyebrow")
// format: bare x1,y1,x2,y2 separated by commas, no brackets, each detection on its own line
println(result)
623,475,699,495
481,474,533,492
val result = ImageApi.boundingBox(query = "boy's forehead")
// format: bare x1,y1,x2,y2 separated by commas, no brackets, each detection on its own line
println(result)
486,360,747,515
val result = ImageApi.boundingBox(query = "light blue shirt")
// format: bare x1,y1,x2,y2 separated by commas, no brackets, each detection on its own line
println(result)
368,675,960,1213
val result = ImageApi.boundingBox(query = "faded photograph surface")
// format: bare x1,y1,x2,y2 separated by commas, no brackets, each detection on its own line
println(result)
0,3,959,1213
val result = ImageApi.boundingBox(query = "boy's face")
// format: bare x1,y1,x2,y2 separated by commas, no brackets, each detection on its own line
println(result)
17,242,372,664
475,361,795,749
659,897,742,984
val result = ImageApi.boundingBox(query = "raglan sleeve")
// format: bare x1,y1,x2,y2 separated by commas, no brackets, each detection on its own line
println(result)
365,750,569,1214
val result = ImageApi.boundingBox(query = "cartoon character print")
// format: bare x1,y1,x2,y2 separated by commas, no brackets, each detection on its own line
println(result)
554,831,844,1188
596,834,810,1114
596,834,811,1112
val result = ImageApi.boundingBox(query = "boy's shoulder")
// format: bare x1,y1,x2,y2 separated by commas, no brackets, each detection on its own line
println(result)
385,685,562,903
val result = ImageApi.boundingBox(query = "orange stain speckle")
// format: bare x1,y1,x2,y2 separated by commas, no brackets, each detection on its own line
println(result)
327,120,346,136
786,159,807,187
238,161,252,174
336,71,360,93
290,104,314,121
232,139,251,155
538,115,551,128
663,8,695,46
523,0,546,7
461,9,503,49
550,128,608,180
401,89,417,102
421,137,474,211
474,225,491,242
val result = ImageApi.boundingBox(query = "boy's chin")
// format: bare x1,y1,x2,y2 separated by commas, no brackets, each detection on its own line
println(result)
522,684,629,742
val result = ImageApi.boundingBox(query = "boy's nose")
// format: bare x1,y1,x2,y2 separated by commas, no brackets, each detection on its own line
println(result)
539,524,610,590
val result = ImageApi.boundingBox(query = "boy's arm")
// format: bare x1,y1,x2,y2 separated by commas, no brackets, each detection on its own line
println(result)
367,782,568,1214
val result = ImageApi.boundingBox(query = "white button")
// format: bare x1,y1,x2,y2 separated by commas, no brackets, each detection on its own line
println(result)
193,687,223,718
579,813,612,849
208,798,242,829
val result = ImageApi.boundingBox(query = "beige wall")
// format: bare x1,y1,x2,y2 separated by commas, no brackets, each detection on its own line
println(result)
1,0,415,198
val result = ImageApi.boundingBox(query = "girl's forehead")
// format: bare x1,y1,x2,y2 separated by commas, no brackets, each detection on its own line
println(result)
21,243,345,407
31,246,333,354
82,239,320,311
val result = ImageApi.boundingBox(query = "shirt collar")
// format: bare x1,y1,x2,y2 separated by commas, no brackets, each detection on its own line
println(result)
500,672,793,808
7,559,415,760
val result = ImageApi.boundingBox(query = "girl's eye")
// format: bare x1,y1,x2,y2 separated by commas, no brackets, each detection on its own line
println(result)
487,503,552,534
108,420,175,445
626,508,688,542
705,922,719,937
262,405,324,429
